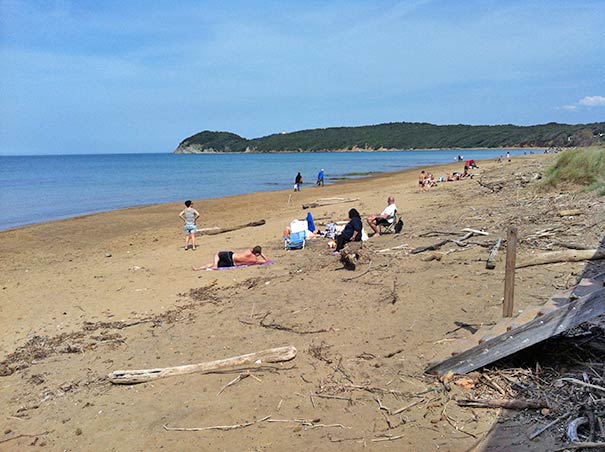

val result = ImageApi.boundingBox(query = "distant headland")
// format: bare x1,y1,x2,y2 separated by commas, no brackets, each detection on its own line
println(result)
173,121,605,154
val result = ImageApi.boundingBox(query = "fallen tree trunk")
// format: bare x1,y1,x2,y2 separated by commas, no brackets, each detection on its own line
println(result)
516,249,605,269
198,220,265,236
108,346,297,384
485,237,503,270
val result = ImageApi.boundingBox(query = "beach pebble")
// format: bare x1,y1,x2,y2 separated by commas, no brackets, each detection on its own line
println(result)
105,253,112,258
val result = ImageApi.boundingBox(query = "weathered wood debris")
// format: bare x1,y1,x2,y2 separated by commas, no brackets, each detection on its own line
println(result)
109,346,297,384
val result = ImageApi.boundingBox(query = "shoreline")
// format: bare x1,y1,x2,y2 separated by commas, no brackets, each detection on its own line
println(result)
0,150,539,233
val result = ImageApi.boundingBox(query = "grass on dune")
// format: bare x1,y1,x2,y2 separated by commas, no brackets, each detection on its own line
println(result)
543,147,605,195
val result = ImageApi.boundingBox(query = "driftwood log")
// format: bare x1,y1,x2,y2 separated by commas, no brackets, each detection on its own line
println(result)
198,220,265,236
302,197,358,209
517,249,605,269
108,346,297,384
485,237,503,270
558,209,583,217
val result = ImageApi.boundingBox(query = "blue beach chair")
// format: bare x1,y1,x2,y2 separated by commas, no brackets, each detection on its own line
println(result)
284,219,307,250
284,230,306,250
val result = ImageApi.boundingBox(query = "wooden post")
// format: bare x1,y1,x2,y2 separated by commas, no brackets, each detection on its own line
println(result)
503,226,518,317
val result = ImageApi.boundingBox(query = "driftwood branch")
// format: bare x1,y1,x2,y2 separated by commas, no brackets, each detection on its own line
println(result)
163,415,271,432
457,398,549,410
108,346,297,384
0,431,52,445
240,313,331,335
198,220,265,236
485,237,502,270
267,418,350,429
528,413,570,440
412,230,476,254
411,239,450,254
517,249,605,268
567,417,588,442
558,209,583,217
558,377,605,392
551,240,595,251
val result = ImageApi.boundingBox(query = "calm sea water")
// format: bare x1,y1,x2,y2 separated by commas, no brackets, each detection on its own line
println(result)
0,149,530,231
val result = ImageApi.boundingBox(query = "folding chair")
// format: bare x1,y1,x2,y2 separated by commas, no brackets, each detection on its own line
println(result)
378,209,398,234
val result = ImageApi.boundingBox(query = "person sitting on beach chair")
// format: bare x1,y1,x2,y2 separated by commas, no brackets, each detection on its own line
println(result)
367,196,397,237
192,246,269,270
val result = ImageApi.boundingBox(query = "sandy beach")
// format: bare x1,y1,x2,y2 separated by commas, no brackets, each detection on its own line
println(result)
1,154,604,451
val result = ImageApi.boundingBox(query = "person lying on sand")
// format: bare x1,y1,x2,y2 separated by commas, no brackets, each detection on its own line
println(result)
367,196,397,237
192,246,269,270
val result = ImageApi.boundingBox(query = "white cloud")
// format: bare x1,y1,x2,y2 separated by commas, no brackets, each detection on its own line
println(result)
561,105,578,111
578,96,605,107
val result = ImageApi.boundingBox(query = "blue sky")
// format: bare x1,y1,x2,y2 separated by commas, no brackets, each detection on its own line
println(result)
1,0,604,155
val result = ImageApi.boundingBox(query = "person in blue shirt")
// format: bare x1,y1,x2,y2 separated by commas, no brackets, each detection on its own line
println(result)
335,208,362,252
316,169,325,186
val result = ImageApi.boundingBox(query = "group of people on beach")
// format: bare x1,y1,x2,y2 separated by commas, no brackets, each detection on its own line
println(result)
293,169,325,191
179,191,400,270
419,160,478,191
179,200,269,269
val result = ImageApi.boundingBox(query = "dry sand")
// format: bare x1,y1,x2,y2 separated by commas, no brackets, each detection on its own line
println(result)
1,154,603,451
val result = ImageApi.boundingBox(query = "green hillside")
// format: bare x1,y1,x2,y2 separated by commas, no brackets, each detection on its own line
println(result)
173,121,605,153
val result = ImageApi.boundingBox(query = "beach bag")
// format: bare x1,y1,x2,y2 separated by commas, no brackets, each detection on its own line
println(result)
325,223,336,239
394,218,404,234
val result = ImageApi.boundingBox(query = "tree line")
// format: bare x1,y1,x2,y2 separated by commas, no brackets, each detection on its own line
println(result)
173,121,605,153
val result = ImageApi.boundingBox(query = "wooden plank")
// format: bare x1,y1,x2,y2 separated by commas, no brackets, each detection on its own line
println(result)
503,227,518,317
425,287,605,376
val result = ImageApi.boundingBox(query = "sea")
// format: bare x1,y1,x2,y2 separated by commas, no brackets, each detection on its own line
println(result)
0,149,532,231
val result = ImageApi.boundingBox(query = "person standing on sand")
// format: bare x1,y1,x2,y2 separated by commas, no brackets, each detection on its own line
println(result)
506,151,511,162
316,169,324,186
192,246,269,270
179,200,200,250
294,172,303,191
419,170,426,192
